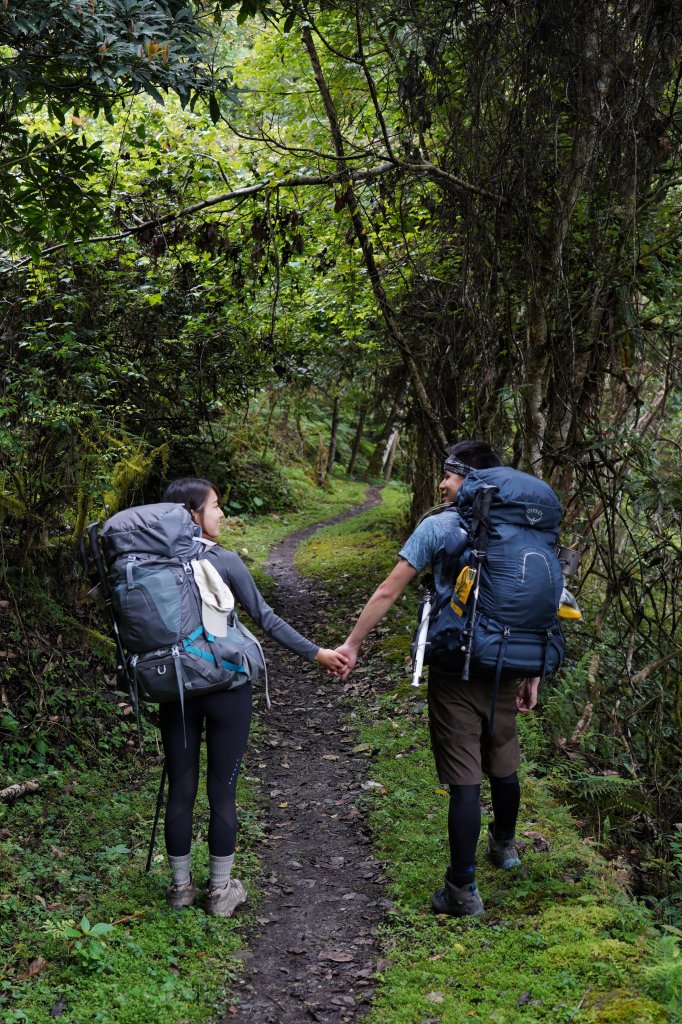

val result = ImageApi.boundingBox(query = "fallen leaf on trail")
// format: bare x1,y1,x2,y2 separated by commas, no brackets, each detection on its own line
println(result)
19,956,48,980
434,788,449,796
352,743,372,753
323,754,339,761
361,781,386,793
523,830,550,852
428,952,447,961
427,991,444,1003
318,950,354,962
278,802,288,809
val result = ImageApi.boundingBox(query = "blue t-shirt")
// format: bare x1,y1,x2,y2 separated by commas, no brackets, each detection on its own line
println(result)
399,508,467,593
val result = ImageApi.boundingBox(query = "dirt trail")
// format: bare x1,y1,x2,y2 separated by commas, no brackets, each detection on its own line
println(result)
225,488,390,1024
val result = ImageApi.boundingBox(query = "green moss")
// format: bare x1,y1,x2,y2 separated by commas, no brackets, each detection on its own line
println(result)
581,992,672,1024
3,479,371,1024
293,487,678,1024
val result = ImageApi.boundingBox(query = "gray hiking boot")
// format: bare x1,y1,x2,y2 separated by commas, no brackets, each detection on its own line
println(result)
486,824,521,869
168,876,197,910
432,868,484,917
206,877,247,917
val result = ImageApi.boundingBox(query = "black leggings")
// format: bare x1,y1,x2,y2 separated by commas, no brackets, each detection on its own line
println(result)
448,771,520,883
159,685,252,858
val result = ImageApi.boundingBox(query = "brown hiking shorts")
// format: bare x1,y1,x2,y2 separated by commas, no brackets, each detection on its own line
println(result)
427,666,521,785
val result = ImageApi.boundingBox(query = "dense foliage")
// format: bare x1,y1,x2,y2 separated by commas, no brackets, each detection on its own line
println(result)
1,0,680,918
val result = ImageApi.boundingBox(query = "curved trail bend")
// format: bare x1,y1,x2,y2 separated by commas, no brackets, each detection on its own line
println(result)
226,487,390,1024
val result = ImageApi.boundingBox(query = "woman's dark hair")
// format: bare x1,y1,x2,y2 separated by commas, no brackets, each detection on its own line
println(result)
163,477,221,516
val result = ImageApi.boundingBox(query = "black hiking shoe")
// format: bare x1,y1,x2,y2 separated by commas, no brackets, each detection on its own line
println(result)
168,875,197,910
486,824,521,869
432,868,484,917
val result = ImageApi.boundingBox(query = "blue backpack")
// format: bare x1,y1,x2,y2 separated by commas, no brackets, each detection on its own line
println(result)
99,504,266,716
424,467,565,685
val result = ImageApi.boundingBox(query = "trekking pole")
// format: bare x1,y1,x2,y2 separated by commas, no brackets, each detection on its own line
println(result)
411,583,432,687
145,763,167,873
461,485,498,683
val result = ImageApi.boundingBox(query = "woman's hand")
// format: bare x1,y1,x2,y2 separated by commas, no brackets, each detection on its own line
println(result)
314,647,350,675
332,641,358,681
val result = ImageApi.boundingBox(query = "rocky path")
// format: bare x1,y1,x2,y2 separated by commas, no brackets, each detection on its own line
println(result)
224,489,390,1024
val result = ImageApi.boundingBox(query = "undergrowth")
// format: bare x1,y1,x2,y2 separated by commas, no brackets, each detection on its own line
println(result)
294,485,682,1024
0,470,367,1024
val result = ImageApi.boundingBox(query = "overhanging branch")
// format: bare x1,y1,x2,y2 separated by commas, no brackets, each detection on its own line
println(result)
5,163,395,271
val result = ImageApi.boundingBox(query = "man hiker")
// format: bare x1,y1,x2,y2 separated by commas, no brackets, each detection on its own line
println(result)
335,440,541,917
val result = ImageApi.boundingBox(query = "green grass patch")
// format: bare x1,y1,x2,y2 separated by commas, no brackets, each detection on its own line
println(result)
1,752,260,1024
219,468,368,570
2,474,369,1024
293,487,681,1024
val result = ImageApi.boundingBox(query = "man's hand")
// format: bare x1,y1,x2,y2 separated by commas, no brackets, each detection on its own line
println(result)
516,676,540,713
314,647,349,675
333,642,358,681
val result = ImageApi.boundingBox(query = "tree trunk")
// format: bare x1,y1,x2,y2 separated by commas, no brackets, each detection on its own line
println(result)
382,428,400,481
347,406,366,476
326,395,340,476
316,435,328,487
409,427,441,527
368,384,407,476
301,23,447,457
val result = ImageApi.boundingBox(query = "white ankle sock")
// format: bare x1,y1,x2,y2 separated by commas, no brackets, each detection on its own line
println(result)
168,853,191,887
209,854,234,890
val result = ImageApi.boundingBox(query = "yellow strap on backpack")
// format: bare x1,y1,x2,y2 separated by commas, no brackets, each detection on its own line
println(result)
451,565,477,616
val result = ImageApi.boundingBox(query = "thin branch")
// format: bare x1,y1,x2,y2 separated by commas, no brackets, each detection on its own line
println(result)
630,648,682,686
4,164,394,271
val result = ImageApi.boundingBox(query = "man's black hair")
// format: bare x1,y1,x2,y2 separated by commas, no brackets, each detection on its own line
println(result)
163,477,222,515
444,440,502,471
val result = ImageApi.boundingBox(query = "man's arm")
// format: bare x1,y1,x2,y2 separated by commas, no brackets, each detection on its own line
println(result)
336,559,417,679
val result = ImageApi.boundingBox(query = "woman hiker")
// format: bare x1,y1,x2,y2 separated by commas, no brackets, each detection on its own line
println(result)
159,477,347,916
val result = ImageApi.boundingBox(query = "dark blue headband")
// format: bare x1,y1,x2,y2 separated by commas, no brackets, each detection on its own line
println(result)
443,457,472,477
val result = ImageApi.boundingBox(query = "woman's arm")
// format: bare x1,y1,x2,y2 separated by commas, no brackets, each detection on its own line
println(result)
206,548,346,672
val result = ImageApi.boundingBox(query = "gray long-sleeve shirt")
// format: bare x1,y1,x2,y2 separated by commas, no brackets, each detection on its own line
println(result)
205,545,319,662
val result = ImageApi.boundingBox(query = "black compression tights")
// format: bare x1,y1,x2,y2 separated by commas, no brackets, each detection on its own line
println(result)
159,685,252,858
447,772,520,885
489,771,520,841
447,785,481,886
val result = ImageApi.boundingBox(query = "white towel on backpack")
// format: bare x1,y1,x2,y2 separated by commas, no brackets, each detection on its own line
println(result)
191,559,235,638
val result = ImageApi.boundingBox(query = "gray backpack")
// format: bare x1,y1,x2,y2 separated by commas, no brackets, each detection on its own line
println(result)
100,503,266,717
